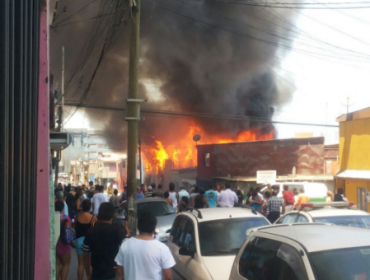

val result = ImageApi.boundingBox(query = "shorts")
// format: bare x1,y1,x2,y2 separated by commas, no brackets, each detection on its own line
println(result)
75,236,85,255
56,237,71,256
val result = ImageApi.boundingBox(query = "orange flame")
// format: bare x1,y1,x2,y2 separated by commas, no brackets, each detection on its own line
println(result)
142,124,274,173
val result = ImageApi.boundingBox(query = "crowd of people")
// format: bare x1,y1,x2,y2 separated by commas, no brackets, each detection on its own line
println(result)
54,181,346,280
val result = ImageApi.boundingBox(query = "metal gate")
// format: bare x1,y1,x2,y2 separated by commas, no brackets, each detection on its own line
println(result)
0,0,40,279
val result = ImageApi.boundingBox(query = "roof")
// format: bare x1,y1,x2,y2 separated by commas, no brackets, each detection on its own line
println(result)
255,224,370,252
294,208,369,218
184,207,266,222
137,197,166,203
214,174,334,183
196,136,324,148
336,107,370,122
336,169,370,180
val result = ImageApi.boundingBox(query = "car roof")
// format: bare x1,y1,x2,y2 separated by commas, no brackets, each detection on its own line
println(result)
306,208,370,218
254,224,370,252
137,197,167,203
182,207,267,222
289,208,369,218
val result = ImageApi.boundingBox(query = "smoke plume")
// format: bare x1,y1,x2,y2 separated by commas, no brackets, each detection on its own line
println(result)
51,0,297,151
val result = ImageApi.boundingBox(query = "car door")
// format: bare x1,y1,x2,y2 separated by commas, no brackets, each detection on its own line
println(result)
169,215,202,280
235,237,313,280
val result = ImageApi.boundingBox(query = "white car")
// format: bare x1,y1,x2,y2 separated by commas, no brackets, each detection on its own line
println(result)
229,223,370,280
168,207,270,280
275,202,370,229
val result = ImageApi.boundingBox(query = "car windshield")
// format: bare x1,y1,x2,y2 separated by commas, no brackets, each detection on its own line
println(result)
198,217,269,256
313,216,370,229
137,201,175,217
311,246,370,280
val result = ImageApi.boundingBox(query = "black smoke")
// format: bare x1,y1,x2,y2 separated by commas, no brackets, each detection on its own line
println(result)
50,0,297,151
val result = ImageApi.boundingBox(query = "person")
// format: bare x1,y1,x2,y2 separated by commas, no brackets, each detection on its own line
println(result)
110,189,122,208
293,188,299,196
266,191,284,223
204,185,218,207
155,184,164,198
191,188,209,209
140,184,146,196
282,185,295,213
91,185,109,216
216,185,221,194
189,186,199,201
66,191,76,221
249,189,263,212
74,187,83,214
55,201,72,280
146,185,154,198
334,188,348,202
178,196,189,212
168,183,179,211
56,191,69,217
246,187,254,206
178,186,190,201
217,184,238,207
115,212,176,280
82,203,125,280
236,189,243,204
121,186,128,201
163,191,173,207
80,188,87,203
88,181,94,190
137,187,144,199
262,191,271,217
295,189,310,209
75,200,97,280
326,191,334,203
265,184,273,196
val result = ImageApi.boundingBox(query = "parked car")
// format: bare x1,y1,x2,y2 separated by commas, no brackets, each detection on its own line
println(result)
261,182,328,202
168,207,270,280
275,201,370,229
116,197,176,242
229,223,370,280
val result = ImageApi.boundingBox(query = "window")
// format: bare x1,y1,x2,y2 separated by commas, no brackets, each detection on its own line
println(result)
171,216,196,252
313,216,370,229
311,246,370,280
297,215,309,223
279,214,297,224
198,218,269,256
205,153,210,167
239,237,308,280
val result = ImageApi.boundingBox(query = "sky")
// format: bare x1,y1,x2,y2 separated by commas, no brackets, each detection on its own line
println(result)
62,0,370,145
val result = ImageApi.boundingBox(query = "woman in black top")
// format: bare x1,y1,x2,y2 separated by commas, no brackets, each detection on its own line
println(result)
191,188,209,209
75,199,97,280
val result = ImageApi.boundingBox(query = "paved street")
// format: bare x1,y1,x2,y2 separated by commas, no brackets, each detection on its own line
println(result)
66,251,81,280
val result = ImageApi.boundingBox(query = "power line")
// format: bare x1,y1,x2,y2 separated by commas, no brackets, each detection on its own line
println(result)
213,0,370,8
63,102,339,127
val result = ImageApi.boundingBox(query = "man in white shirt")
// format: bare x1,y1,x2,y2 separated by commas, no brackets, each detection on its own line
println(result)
91,185,109,216
115,212,175,280
178,186,189,201
217,184,238,207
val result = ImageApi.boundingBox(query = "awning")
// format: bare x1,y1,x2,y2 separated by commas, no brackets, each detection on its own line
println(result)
336,170,370,180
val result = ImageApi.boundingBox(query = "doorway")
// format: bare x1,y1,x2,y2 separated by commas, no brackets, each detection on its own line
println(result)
357,187,368,212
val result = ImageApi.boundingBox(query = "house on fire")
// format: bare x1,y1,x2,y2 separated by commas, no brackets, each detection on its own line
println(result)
196,137,337,192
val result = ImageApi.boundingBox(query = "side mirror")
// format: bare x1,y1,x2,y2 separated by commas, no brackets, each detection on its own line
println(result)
179,247,194,258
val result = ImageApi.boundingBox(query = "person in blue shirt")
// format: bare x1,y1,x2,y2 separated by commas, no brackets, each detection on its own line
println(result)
137,187,144,199
205,185,219,207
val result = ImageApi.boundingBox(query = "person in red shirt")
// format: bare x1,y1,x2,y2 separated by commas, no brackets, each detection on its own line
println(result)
282,185,295,212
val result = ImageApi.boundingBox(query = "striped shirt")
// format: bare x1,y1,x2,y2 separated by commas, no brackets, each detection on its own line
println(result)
267,196,284,212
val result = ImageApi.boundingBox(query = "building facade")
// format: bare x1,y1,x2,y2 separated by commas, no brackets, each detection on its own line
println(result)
336,107,370,212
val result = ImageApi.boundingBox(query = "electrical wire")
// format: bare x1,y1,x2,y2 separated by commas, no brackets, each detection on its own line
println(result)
213,0,370,8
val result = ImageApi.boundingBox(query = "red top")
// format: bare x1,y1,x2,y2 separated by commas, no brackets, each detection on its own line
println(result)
283,190,295,205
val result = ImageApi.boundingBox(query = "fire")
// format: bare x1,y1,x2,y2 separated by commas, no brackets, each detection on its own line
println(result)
142,123,274,173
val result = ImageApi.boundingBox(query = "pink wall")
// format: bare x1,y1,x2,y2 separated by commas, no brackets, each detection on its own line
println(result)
34,0,51,279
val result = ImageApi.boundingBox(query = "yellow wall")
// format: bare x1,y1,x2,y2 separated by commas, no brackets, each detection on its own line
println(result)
344,179,369,203
339,118,370,170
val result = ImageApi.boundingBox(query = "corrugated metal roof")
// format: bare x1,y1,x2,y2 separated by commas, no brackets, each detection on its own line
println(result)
336,170,370,180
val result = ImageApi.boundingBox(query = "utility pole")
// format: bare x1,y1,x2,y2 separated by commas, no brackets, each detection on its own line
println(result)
138,136,142,184
126,0,143,237
61,46,65,131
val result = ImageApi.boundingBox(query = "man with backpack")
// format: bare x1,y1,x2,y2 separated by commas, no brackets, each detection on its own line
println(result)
282,185,295,212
